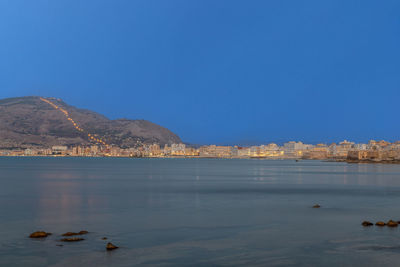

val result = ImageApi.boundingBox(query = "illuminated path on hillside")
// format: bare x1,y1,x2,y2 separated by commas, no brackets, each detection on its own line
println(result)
39,97,109,147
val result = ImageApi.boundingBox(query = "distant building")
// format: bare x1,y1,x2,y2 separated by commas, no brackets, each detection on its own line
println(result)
283,141,306,158
237,147,250,158
303,144,328,159
171,143,185,156
329,140,355,158
52,146,68,155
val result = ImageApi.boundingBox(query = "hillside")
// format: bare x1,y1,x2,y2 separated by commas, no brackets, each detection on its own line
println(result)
0,96,181,149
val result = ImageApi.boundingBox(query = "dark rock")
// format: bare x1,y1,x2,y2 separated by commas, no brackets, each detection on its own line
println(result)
312,204,321,208
60,237,85,242
102,237,108,240
375,221,386,226
62,232,79,236
62,231,88,236
387,220,398,227
29,231,52,238
362,221,373,226
106,242,119,250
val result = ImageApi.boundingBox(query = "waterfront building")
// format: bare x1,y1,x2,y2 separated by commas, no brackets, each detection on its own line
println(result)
163,144,172,156
184,147,199,157
303,144,329,159
353,144,367,150
52,146,68,155
171,143,186,156
199,145,216,157
329,140,355,158
237,147,250,158
231,146,239,157
90,145,99,155
215,146,233,158
149,144,161,156
283,141,306,158
24,149,33,156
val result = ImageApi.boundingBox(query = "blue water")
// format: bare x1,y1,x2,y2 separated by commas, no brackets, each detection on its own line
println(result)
1,158,400,266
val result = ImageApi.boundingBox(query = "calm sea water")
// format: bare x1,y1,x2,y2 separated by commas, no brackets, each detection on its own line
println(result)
1,158,400,266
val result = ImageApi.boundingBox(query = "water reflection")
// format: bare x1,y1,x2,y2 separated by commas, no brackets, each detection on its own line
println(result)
2,158,400,266
34,168,109,226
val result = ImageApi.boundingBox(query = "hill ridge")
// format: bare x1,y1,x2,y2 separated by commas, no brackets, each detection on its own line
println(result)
0,96,181,149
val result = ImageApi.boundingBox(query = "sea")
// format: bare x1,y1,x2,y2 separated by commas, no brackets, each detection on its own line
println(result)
1,157,400,266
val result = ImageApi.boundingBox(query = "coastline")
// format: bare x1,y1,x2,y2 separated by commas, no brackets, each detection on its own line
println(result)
336,159,400,164
2,155,400,164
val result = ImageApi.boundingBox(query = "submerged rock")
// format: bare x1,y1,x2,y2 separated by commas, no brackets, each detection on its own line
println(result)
62,231,88,236
312,204,321,208
62,232,78,236
29,231,52,238
387,220,398,227
375,221,386,227
60,237,85,242
102,237,108,240
362,221,373,227
106,242,119,250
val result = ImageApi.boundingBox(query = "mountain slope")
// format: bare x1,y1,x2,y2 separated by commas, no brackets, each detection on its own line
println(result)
0,96,181,149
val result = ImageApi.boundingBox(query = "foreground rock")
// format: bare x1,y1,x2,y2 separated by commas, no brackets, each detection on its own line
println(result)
106,242,119,251
60,237,85,242
29,231,52,238
375,221,386,226
387,220,398,227
362,221,373,227
62,230,88,236
312,204,321,208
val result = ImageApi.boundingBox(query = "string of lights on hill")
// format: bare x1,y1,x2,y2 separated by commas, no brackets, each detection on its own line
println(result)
39,97,109,148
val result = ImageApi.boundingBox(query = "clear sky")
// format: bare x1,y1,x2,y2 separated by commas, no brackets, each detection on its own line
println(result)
0,0,399,145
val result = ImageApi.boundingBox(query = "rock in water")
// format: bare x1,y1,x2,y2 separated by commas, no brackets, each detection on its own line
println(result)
62,232,79,236
60,238,85,242
106,242,119,250
387,220,398,227
375,221,386,226
102,237,108,240
62,231,89,236
362,221,373,227
312,204,321,208
29,231,51,238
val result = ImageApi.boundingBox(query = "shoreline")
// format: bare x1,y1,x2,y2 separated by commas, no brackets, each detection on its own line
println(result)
336,159,400,164
1,155,400,164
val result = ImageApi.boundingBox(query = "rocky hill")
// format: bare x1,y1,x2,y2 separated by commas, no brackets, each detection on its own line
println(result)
0,96,181,149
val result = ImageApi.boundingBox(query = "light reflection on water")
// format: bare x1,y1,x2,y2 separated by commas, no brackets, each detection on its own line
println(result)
1,158,400,266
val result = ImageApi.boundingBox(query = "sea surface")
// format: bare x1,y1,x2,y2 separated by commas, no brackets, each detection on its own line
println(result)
1,157,400,266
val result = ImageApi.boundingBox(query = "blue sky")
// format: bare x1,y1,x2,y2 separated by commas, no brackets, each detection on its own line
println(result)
0,0,399,145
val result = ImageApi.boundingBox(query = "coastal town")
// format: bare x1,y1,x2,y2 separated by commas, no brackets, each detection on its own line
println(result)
2,97,398,163
1,139,400,163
